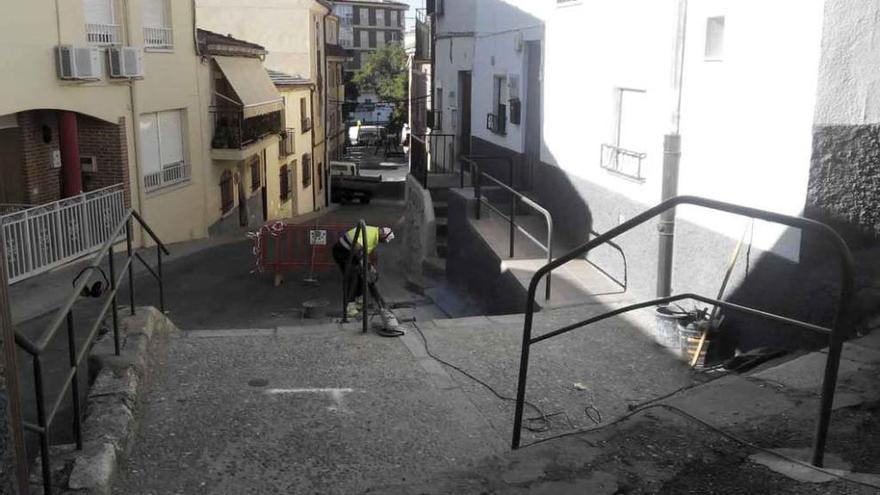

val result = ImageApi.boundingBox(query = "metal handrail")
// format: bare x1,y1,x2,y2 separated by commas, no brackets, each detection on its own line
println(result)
510,195,855,469
340,220,370,334
463,156,553,301
13,209,169,494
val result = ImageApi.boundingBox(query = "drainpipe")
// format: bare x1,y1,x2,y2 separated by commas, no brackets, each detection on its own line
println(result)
656,0,688,298
122,0,148,246
322,14,331,208
310,86,317,213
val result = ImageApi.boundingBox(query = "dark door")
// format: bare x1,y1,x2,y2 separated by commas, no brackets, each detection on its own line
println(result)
524,42,542,191
458,71,472,157
0,127,25,203
260,150,268,221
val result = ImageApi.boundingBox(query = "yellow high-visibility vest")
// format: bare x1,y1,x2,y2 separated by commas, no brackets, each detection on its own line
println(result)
345,226,380,255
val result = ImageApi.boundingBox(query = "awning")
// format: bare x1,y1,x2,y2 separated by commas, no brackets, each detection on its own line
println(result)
214,56,284,119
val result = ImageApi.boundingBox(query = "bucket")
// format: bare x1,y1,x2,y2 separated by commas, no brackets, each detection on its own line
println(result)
654,306,690,348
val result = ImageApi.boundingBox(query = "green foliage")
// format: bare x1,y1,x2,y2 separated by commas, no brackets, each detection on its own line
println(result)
352,44,408,126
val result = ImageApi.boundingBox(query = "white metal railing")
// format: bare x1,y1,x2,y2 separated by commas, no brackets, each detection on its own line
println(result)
1,184,126,284
601,143,647,181
86,23,121,45
144,26,173,49
0,204,31,216
144,161,190,192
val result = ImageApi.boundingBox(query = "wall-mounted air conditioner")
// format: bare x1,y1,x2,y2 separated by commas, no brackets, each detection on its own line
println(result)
56,45,102,81
108,47,144,79
80,156,98,173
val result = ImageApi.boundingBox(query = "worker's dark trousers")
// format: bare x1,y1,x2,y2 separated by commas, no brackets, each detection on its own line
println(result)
332,242,382,305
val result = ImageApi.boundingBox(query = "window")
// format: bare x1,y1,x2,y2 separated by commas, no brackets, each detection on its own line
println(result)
317,163,324,190
140,110,190,191
705,16,725,60
300,98,312,132
368,31,376,48
302,154,312,187
220,170,234,214
377,9,385,26
359,7,369,26
280,165,291,202
433,88,443,130
601,88,648,181
143,0,172,49
83,0,119,45
360,30,369,48
488,76,507,134
249,155,261,191
391,10,398,27
368,8,376,26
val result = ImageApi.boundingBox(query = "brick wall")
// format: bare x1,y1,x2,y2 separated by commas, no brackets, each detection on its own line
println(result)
18,111,131,208
78,116,131,208
18,111,62,204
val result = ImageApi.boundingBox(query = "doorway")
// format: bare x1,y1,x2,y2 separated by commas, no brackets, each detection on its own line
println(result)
0,126,25,204
458,71,472,157
524,41,542,191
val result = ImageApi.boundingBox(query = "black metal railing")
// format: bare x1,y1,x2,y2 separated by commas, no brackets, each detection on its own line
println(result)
601,143,647,182
511,195,855,469
211,109,283,150
302,117,313,133
14,210,169,494
340,220,370,334
464,156,554,301
487,106,507,135
410,133,457,188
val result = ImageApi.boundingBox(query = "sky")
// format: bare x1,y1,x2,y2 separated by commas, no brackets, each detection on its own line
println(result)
402,0,425,30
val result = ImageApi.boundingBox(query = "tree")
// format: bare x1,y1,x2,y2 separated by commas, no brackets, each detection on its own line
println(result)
352,44,408,128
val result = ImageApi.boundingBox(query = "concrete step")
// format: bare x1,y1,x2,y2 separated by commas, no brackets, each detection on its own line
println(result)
433,200,448,219
435,217,448,238
423,256,446,278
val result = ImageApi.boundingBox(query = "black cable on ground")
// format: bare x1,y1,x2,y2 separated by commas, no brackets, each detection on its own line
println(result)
411,321,561,432
520,402,880,490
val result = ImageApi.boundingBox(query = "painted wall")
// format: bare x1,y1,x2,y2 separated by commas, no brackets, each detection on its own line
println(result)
0,0,210,247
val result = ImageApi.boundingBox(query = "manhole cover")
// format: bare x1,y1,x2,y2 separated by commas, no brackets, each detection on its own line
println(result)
248,378,269,388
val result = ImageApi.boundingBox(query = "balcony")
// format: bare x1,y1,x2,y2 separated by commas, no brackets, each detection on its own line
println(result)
415,10,431,62
487,105,507,135
86,23,121,45
279,128,296,157
144,160,191,192
301,117,313,133
211,109,283,161
144,26,173,50
600,144,647,181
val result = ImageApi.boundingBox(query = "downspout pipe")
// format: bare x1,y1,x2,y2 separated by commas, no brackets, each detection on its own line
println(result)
310,86,317,213
122,0,148,247
657,0,688,298
322,13,331,208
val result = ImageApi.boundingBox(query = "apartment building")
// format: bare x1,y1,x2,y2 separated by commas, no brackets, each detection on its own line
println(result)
433,0,880,350
325,15,352,161
195,0,334,215
0,0,209,250
330,0,407,73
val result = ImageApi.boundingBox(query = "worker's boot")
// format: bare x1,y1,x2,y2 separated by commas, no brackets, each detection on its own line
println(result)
375,308,405,337
346,302,360,318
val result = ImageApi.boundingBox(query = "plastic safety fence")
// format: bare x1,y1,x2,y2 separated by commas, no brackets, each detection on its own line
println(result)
251,223,350,274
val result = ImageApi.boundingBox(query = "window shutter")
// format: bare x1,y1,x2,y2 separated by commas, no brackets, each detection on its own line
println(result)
139,114,161,175
143,0,166,28
158,110,184,167
82,0,114,25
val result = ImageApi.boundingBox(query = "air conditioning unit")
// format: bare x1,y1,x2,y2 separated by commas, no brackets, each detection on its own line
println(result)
56,45,102,81
80,156,98,173
108,47,144,79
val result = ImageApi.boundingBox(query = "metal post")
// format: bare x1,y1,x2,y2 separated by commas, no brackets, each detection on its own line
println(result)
34,357,51,493
66,311,83,450
512,299,536,449
125,219,135,316
108,245,120,356
0,229,30,493
361,222,368,334
475,166,482,220
509,194,516,258
656,134,681,298
157,244,164,313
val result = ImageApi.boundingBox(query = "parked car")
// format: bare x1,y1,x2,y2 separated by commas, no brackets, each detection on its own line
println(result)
330,161,381,204
348,125,386,146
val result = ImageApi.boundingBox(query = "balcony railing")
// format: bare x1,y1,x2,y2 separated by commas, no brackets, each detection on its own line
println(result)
487,106,507,135
212,109,283,150
144,26,173,49
280,128,296,157
415,13,431,61
431,110,443,130
86,23,121,45
144,160,191,192
301,117,313,133
600,143,647,181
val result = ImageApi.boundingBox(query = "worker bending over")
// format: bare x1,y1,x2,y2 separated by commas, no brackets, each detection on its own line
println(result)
332,225,403,337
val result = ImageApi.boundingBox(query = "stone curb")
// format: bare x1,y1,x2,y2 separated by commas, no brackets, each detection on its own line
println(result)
29,307,176,495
